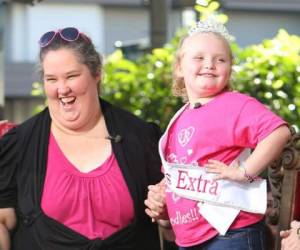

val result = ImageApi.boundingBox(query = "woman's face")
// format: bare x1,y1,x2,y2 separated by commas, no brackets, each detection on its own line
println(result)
177,33,232,102
43,48,100,130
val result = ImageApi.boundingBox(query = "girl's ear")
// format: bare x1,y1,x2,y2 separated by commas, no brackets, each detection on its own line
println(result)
175,61,183,78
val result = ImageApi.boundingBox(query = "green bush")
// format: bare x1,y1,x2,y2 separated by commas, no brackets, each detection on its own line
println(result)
103,34,183,128
232,29,300,129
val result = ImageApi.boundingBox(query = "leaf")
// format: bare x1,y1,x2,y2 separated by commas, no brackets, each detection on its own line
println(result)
208,1,220,11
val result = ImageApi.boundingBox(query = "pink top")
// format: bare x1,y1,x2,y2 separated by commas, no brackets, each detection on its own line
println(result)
163,91,287,247
41,133,134,240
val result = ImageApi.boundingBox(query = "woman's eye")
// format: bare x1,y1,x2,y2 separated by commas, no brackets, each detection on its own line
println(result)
217,58,226,62
194,56,204,60
68,75,79,79
45,78,56,83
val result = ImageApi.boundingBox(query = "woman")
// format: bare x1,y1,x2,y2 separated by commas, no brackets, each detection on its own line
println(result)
0,121,17,250
0,27,162,250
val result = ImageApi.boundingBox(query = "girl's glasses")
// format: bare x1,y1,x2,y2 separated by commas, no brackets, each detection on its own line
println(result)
39,27,89,48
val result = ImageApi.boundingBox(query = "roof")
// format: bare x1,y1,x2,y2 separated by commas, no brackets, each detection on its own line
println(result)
30,0,196,8
5,63,40,98
8,0,300,11
220,0,300,12
43,0,144,6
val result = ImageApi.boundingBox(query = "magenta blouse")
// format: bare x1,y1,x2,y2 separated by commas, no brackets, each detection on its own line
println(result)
41,133,134,239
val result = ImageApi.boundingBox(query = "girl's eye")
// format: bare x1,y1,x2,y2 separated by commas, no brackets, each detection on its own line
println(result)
217,58,226,62
194,56,204,60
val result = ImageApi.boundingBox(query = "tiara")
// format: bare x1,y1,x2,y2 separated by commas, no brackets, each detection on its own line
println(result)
188,17,233,42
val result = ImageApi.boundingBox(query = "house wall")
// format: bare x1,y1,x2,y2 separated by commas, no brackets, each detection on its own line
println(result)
226,10,300,47
6,2,182,61
0,6,4,118
7,2,105,63
4,97,44,123
103,8,149,54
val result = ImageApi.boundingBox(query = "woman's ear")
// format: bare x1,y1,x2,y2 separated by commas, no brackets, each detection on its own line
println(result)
95,71,101,81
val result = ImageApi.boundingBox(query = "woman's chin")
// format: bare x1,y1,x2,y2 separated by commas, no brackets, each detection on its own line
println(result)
53,114,83,130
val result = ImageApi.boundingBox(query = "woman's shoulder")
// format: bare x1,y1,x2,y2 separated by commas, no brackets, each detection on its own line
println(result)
12,108,50,136
101,99,161,134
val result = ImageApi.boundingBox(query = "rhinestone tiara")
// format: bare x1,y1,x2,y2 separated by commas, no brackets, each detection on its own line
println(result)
188,17,233,42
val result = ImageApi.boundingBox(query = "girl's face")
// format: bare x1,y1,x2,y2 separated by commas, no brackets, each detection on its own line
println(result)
43,48,101,130
177,33,232,103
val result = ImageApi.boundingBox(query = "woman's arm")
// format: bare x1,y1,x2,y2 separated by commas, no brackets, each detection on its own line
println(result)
0,208,17,250
0,122,18,250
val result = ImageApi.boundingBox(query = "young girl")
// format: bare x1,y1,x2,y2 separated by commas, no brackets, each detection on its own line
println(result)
145,19,291,250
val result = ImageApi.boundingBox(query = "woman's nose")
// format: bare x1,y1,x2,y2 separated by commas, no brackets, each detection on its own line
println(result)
57,81,71,94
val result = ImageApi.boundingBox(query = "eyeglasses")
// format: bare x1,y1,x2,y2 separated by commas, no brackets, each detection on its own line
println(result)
39,27,89,48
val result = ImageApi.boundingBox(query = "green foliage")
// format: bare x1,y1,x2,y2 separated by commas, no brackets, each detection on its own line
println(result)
31,81,46,114
195,0,228,23
103,45,182,128
232,29,300,129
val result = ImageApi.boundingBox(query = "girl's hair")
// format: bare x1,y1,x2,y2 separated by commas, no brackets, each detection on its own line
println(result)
38,31,103,94
172,32,234,103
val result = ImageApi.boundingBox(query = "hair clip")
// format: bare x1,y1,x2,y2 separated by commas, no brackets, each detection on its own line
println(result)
188,16,233,42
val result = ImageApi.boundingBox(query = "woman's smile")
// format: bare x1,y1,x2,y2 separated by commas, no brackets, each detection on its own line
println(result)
59,96,76,108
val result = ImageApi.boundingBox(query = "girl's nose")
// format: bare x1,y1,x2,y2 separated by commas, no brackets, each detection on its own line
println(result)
204,59,215,69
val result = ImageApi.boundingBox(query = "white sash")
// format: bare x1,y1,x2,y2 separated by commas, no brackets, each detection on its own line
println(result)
158,105,267,235
164,152,267,214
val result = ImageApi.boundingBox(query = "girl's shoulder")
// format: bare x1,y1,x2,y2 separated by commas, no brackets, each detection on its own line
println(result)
212,91,267,115
219,91,258,105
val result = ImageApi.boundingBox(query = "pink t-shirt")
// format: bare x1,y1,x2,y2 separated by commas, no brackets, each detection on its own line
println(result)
163,91,287,247
41,133,134,240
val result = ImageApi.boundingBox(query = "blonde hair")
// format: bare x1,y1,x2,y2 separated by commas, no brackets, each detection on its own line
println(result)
172,32,234,102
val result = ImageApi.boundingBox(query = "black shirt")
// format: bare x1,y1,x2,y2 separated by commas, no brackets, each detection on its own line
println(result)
0,99,163,250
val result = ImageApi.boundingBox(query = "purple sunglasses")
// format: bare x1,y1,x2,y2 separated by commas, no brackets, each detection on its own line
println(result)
39,27,89,48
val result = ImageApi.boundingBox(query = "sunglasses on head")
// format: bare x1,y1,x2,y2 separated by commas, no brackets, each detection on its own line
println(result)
39,27,89,48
